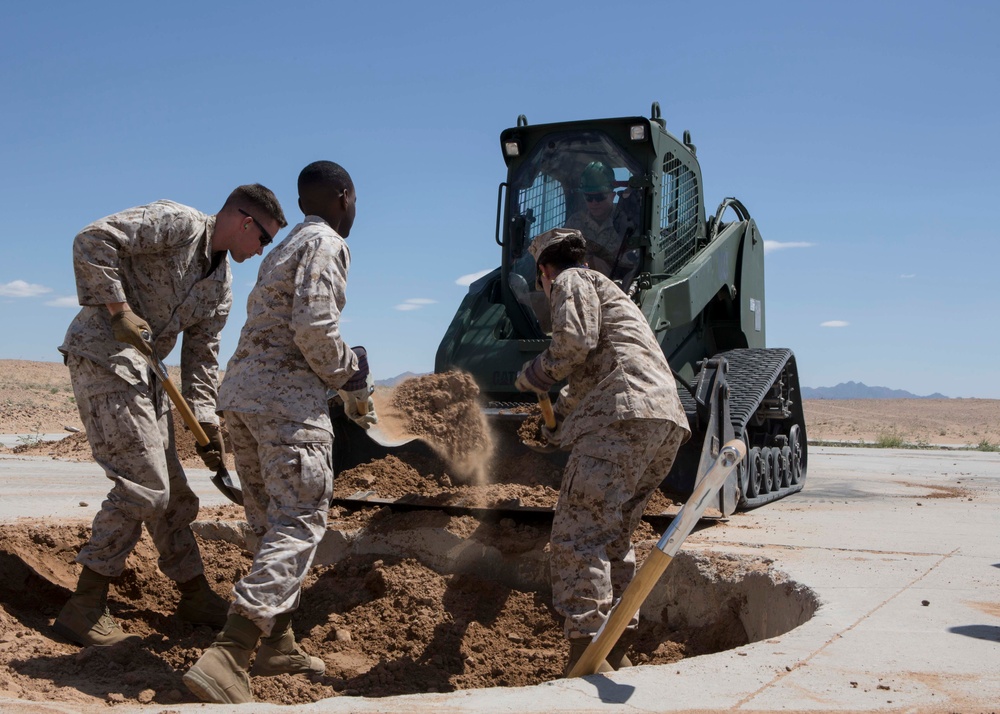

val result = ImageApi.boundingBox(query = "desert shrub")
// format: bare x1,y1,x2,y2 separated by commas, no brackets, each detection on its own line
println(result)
874,428,906,448
976,439,999,452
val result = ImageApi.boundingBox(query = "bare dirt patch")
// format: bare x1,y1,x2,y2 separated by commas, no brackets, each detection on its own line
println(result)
0,514,738,708
894,481,971,499
803,398,1000,446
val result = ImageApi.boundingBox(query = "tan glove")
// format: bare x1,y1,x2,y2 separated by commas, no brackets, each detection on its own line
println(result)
338,346,378,429
338,373,378,429
195,422,225,471
110,309,153,356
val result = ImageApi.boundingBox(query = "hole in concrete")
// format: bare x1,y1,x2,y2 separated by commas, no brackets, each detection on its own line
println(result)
0,509,817,708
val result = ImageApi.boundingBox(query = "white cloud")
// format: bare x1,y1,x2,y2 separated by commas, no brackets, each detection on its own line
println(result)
394,298,437,312
899,274,915,279
456,269,492,287
764,241,814,255
820,320,849,328
44,296,80,308
0,280,52,298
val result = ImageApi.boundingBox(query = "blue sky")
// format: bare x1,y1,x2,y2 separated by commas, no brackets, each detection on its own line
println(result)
1,2,998,398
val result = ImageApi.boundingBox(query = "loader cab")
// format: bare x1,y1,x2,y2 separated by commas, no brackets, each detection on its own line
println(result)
500,127,647,335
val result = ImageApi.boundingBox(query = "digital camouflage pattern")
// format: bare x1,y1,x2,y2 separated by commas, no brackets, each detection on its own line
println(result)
218,216,360,432
532,267,690,446
550,419,686,638
525,265,690,640
60,199,231,424
223,411,332,636
564,202,632,272
59,200,231,582
218,216,361,634
66,353,205,582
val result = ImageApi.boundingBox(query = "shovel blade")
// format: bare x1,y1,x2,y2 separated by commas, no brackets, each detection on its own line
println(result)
211,466,244,505
330,414,438,473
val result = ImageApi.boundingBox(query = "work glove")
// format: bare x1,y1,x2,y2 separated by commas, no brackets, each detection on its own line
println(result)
540,422,561,449
514,357,555,394
337,346,378,429
195,422,226,471
110,309,153,356
521,411,562,454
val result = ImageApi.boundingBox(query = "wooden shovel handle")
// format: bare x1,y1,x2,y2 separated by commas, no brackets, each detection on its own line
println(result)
538,393,557,430
161,376,210,447
567,439,746,678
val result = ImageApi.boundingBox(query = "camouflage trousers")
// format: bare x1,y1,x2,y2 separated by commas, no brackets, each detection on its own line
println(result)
224,411,333,637
550,418,685,640
67,353,204,582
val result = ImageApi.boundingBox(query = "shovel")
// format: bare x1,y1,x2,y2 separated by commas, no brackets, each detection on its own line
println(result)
567,438,746,678
520,393,560,454
138,332,243,505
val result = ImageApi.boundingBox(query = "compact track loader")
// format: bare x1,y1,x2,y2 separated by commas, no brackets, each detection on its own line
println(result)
334,103,807,515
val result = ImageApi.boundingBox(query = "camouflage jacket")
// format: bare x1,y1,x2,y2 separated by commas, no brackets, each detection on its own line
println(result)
218,216,359,432
60,200,231,423
564,197,637,272
539,267,690,445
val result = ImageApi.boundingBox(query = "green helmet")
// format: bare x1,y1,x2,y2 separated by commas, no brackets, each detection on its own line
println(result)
579,161,615,193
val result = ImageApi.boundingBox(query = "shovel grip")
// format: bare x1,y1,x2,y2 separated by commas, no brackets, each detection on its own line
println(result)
162,378,210,447
538,394,557,430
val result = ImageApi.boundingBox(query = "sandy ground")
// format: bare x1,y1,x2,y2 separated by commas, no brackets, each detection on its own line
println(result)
0,368,731,709
5,359,999,446
0,361,997,710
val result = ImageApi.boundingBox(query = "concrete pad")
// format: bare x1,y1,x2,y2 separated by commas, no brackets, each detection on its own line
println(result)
0,445,998,712
0,452,234,521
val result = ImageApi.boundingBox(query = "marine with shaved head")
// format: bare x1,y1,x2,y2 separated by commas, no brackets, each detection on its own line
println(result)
185,161,376,704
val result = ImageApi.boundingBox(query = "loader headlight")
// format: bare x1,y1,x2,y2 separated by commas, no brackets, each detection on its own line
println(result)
630,124,647,141
504,140,521,157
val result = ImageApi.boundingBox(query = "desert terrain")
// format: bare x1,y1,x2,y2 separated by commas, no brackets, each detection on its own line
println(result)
0,359,996,708
3,359,999,447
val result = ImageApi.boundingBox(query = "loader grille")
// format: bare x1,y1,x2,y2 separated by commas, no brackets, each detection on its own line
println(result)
518,172,567,242
659,153,699,275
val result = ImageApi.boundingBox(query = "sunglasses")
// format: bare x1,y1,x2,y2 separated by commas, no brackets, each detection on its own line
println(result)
238,209,273,247
584,192,609,203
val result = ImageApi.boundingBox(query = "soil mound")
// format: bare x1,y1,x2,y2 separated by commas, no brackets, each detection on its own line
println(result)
0,512,714,708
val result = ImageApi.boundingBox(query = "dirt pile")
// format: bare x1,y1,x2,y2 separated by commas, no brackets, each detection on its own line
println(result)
382,372,494,483
0,512,718,708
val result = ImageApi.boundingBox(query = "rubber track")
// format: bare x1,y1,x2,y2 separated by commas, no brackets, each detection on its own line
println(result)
680,348,806,509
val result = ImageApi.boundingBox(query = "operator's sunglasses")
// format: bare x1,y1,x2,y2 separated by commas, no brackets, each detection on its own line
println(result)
584,192,608,203
238,209,273,247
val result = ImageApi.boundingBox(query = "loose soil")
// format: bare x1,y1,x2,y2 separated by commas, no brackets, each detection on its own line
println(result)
0,512,722,708
0,360,995,708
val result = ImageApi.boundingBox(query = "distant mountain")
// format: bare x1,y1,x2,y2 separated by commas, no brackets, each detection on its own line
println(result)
375,371,428,388
802,381,949,399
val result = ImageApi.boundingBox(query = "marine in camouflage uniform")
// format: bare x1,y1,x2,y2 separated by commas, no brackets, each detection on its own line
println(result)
564,160,639,277
564,198,633,273
185,161,376,705
515,227,690,674
55,188,287,649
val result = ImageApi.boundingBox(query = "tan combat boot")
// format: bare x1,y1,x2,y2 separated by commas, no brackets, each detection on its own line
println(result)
606,630,634,670
250,612,325,677
175,573,229,628
183,613,261,704
564,637,614,677
53,566,138,647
